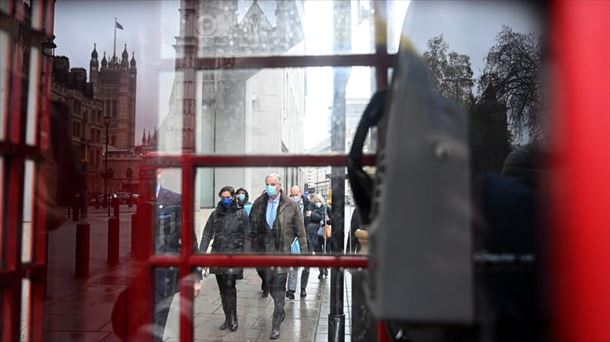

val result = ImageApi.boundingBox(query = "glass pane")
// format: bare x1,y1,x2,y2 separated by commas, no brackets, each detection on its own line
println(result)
20,279,31,342
26,47,40,146
0,30,8,141
22,160,35,263
155,67,375,155
154,168,182,255
31,0,44,30
195,167,359,256
0,157,3,267
154,267,180,341
374,1,549,339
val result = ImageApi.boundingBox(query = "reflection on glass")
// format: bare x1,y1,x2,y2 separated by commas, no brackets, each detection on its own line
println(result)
153,168,183,255
158,66,375,156
154,267,180,341
0,30,8,141
21,160,35,263
20,279,31,342
0,157,3,263
156,0,373,58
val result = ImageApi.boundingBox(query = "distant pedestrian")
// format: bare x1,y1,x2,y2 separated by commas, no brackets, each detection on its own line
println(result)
286,185,312,299
310,194,329,279
250,174,307,340
200,186,250,332
236,187,252,215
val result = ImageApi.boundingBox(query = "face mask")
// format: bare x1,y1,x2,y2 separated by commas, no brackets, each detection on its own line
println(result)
221,197,233,207
265,185,278,197
237,194,246,202
315,202,322,208
291,196,301,203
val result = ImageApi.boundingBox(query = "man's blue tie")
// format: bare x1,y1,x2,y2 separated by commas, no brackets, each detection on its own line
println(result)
267,201,276,229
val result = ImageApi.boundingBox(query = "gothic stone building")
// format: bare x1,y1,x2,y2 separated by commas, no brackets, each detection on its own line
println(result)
159,0,306,207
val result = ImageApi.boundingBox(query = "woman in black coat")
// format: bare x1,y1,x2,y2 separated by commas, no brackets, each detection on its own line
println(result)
307,194,328,279
200,186,250,332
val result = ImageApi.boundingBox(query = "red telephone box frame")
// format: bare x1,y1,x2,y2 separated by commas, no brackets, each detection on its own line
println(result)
0,1,608,342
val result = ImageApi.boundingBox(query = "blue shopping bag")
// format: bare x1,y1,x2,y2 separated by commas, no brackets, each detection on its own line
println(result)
290,237,300,254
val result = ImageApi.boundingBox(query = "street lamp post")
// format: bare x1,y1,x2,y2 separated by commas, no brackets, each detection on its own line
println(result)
104,114,110,216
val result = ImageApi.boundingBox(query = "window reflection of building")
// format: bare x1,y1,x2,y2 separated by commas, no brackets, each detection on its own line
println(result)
90,43,137,149
51,57,104,194
159,0,306,207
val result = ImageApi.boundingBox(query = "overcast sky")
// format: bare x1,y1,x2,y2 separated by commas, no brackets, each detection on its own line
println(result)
54,0,541,150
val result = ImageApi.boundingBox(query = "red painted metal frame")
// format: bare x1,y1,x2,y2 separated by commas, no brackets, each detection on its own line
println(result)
149,255,368,269
0,1,55,340
143,153,377,168
551,1,610,342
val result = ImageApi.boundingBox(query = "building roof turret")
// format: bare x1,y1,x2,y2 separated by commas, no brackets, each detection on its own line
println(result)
91,43,98,59
130,52,136,68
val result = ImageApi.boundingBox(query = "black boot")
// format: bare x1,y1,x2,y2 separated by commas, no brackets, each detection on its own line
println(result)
300,288,307,298
219,294,229,330
229,294,238,331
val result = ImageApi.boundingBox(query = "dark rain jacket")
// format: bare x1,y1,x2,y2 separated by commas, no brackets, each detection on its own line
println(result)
200,202,250,277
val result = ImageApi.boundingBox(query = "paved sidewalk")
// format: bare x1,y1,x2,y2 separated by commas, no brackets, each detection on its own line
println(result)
43,206,354,341
164,268,352,342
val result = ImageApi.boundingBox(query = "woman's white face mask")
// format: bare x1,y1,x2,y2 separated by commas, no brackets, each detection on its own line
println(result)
315,202,322,208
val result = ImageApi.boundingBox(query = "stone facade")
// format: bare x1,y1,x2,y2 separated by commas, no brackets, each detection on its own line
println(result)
89,43,137,149
106,133,157,194
51,56,105,194
159,0,307,207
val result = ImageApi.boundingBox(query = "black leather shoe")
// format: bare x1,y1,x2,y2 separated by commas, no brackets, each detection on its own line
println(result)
318,273,324,280
286,290,295,300
229,315,238,332
262,290,269,298
300,288,307,298
270,327,280,340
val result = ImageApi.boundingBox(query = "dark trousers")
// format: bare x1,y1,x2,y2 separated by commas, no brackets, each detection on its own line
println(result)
256,268,267,292
316,236,331,275
266,270,288,328
154,291,173,342
215,274,238,319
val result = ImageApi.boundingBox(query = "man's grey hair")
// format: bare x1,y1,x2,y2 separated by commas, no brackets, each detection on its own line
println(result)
265,173,282,185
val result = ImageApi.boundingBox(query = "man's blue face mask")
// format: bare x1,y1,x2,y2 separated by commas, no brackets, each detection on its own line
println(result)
265,185,278,197
237,193,246,202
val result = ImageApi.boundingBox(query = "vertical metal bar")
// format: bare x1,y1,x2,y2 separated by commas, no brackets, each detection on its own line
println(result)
178,0,199,340
8,32,24,145
552,2,610,341
329,1,351,341
179,157,195,342
3,157,25,341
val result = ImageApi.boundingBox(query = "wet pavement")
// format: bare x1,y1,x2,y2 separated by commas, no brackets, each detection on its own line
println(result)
43,206,353,342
